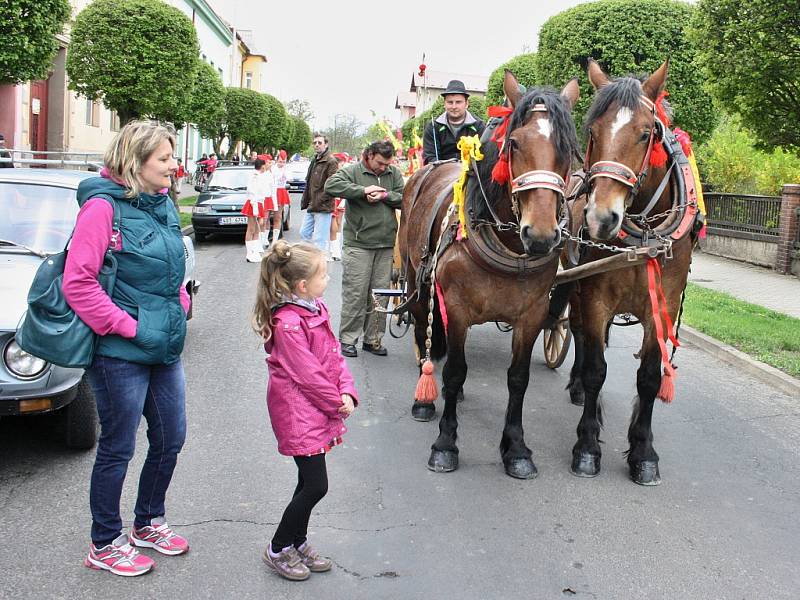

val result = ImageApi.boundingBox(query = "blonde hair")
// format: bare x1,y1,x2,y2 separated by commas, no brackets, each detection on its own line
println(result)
252,240,325,340
104,120,176,197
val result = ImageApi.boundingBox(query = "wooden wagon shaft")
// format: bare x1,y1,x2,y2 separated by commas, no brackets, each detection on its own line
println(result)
553,247,660,285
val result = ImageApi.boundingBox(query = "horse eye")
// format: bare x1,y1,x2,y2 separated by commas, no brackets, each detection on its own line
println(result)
508,138,519,150
640,130,651,142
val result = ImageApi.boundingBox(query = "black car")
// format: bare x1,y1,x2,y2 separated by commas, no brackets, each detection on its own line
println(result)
284,160,310,193
191,166,290,242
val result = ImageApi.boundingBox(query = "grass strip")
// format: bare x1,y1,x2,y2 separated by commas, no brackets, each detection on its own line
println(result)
178,195,198,206
179,212,192,228
681,282,800,378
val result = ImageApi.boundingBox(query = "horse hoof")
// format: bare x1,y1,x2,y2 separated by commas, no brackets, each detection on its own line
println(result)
505,457,538,480
630,461,661,486
570,452,600,477
428,449,458,472
411,402,436,422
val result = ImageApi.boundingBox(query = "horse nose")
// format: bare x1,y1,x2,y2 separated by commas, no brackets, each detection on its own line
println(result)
520,225,560,255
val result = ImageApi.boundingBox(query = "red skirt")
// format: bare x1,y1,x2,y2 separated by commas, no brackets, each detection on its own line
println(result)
276,187,291,206
241,199,259,218
262,196,276,212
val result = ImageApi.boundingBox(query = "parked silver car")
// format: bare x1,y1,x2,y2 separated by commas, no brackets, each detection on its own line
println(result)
0,169,196,449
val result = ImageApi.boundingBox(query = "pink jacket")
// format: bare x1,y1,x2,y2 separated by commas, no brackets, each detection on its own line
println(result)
264,300,358,456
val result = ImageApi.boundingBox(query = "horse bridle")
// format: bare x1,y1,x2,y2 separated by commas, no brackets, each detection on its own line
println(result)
584,95,664,205
500,103,570,228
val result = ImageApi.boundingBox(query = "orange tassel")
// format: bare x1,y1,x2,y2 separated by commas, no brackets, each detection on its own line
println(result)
649,141,668,168
415,360,438,403
657,367,675,404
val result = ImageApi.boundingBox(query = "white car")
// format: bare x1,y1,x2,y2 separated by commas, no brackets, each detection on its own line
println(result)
0,169,197,449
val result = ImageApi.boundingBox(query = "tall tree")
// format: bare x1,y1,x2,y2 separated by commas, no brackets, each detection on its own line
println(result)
286,116,312,156
188,62,226,155
252,93,288,152
225,87,267,157
1,0,71,85
66,0,200,124
536,0,717,144
691,0,800,152
284,98,314,122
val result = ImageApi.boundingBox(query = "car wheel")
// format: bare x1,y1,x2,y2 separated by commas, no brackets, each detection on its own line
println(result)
63,376,98,449
194,230,208,243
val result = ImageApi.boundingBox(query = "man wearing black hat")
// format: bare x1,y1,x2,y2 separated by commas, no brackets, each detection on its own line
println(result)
422,80,485,164
0,134,14,168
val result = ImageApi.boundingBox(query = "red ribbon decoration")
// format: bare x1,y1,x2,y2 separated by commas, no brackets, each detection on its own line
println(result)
488,105,514,184
646,258,680,403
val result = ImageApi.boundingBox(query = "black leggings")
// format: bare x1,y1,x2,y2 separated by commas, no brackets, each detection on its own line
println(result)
272,454,328,551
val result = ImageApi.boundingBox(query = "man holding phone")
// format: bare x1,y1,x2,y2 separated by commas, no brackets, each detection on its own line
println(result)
324,140,404,357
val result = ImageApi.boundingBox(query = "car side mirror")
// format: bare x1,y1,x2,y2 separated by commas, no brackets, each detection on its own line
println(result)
194,184,204,192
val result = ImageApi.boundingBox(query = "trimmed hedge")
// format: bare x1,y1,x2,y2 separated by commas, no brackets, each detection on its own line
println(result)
536,0,717,144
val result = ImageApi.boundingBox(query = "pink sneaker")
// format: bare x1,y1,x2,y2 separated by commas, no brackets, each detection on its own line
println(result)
84,533,154,577
130,517,189,556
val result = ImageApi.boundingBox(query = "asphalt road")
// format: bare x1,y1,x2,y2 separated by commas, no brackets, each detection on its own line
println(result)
1,196,798,599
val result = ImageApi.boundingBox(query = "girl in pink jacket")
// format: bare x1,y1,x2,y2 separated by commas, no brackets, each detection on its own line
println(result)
252,240,358,581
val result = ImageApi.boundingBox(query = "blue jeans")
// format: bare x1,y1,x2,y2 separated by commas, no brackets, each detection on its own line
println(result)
86,355,187,545
300,211,333,253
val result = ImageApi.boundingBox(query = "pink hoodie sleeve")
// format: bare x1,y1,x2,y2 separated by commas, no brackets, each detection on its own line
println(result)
62,198,138,338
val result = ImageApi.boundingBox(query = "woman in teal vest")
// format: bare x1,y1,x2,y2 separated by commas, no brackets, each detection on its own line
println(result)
63,120,191,577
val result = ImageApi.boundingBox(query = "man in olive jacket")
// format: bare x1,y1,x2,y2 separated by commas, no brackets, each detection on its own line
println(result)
300,134,339,252
324,140,404,357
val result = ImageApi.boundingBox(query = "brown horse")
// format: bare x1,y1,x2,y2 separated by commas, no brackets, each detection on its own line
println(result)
553,60,699,485
398,72,580,478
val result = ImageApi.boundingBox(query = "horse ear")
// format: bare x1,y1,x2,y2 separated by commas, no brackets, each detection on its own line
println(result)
503,70,522,108
587,59,609,90
642,58,669,102
560,78,580,110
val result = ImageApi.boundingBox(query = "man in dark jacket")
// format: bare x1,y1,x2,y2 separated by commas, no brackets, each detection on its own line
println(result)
324,140,404,357
300,134,339,253
422,80,485,164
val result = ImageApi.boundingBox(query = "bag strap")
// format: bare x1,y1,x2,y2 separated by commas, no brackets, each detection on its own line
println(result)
64,193,121,254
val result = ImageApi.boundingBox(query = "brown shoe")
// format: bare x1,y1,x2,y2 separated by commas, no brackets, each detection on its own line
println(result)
262,546,310,581
296,542,332,572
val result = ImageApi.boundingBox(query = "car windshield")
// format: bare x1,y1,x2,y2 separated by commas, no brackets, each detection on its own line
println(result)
207,169,251,190
286,162,310,178
0,182,77,255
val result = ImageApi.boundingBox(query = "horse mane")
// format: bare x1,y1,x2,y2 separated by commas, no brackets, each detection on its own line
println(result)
584,75,673,135
466,87,579,222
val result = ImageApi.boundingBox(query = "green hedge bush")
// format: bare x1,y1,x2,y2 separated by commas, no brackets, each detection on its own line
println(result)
486,53,538,106
536,0,717,144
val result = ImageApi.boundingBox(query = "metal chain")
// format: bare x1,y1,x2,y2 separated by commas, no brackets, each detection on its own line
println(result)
422,203,458,365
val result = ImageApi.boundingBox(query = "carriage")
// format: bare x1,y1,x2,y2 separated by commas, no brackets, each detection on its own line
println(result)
375,60,704,485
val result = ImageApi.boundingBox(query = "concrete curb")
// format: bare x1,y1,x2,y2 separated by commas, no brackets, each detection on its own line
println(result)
181,225,194,236
680,325,800,397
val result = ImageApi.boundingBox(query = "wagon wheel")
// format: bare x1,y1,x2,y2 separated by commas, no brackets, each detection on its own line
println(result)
543,304,572,369
495,321,513,333
389,310,412,339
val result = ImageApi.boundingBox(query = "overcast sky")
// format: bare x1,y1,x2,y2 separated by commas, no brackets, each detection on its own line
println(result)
214,0,587,132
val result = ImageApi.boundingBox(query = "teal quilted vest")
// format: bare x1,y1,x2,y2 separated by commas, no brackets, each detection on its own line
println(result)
77,176,186,365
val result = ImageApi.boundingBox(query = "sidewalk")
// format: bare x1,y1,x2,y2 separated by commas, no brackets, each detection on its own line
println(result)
688,250,800,319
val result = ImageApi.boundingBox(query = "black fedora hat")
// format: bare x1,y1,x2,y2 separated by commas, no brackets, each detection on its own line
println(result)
441,80,470,98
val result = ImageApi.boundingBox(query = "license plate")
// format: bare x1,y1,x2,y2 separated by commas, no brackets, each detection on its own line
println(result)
218,216,247,225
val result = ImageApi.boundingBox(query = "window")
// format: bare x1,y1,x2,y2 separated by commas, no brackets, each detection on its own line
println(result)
85,99,100,127
110,111,120,132
245,71,253,89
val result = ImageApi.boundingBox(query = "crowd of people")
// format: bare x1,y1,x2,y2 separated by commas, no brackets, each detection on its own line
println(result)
62,79,479,583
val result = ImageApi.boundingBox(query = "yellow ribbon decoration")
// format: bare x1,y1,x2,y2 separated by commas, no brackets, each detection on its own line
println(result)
686,151,706,215
452,135,484,239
